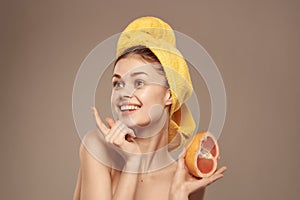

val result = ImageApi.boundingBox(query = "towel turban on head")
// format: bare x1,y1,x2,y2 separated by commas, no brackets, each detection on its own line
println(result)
116,16,195,150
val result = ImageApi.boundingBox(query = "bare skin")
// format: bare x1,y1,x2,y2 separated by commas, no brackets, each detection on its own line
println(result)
73,127,226,200
73,54,227,200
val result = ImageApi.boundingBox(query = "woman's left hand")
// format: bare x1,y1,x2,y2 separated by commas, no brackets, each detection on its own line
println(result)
169,148,227,200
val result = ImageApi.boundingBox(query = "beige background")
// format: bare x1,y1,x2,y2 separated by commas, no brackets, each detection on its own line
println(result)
1,0,299,199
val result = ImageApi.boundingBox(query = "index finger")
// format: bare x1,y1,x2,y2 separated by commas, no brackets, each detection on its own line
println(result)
92,107,109,135
105,117,115,128
177,148,187,170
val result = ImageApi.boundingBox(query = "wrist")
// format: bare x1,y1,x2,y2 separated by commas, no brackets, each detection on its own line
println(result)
169,185,188,200
123,154,143,172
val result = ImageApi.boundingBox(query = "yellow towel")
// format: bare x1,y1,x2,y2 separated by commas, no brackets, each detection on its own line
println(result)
116,16,195,150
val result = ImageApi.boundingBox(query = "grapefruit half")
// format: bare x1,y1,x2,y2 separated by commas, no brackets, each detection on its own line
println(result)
185,131,219,178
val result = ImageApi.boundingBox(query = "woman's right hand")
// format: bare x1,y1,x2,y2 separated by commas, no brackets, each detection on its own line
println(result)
92,107,142,160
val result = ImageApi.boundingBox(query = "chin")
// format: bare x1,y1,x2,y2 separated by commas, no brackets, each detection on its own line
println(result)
120,116,151,128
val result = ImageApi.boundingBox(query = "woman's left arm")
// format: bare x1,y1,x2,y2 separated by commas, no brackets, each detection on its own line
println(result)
169,148,227,200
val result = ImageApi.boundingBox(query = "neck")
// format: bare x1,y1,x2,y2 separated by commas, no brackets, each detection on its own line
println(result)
134,134,175,173
129,111,175,172
132,109,170,152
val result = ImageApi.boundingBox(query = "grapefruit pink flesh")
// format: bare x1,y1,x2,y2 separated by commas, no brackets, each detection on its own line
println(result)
185,132,219,178
196,136,217,174
197,157,214,174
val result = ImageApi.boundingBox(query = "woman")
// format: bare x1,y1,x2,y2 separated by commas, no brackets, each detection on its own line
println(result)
74,16,227,200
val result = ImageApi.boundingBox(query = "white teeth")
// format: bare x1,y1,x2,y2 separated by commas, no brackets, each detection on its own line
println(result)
120,105,140,111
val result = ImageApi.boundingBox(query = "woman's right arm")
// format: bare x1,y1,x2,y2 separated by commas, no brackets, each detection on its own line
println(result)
77,142,112,200
91,107,142,200
75,142,142,200
74,107,142,200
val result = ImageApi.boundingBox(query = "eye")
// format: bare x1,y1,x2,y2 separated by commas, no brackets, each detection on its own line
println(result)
113,80,125,88
135,80,145,88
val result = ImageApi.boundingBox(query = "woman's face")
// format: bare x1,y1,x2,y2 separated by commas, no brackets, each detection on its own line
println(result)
111,54,172,129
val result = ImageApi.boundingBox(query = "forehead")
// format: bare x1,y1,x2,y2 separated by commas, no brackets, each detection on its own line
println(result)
114,54,160,75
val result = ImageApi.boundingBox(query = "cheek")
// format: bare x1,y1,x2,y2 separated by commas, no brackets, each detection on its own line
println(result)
148,104,165,121
136,89,160,104
111,91,118,106
140,87,166,102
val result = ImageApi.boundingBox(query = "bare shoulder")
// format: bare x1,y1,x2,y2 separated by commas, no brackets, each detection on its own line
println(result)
80,128,111,166
78,129,113,199
81,128,106,150
80,128,124,170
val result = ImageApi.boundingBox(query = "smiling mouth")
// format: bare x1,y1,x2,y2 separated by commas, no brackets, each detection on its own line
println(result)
119,105,141,112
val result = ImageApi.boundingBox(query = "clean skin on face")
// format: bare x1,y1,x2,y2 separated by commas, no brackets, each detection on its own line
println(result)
111,54,172,137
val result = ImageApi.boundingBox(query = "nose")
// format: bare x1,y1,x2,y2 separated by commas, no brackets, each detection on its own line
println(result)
119,84,135,99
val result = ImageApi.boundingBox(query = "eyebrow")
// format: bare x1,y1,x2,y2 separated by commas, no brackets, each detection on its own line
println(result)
112,74,121,79
130,72,148,77
112,72,148,79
